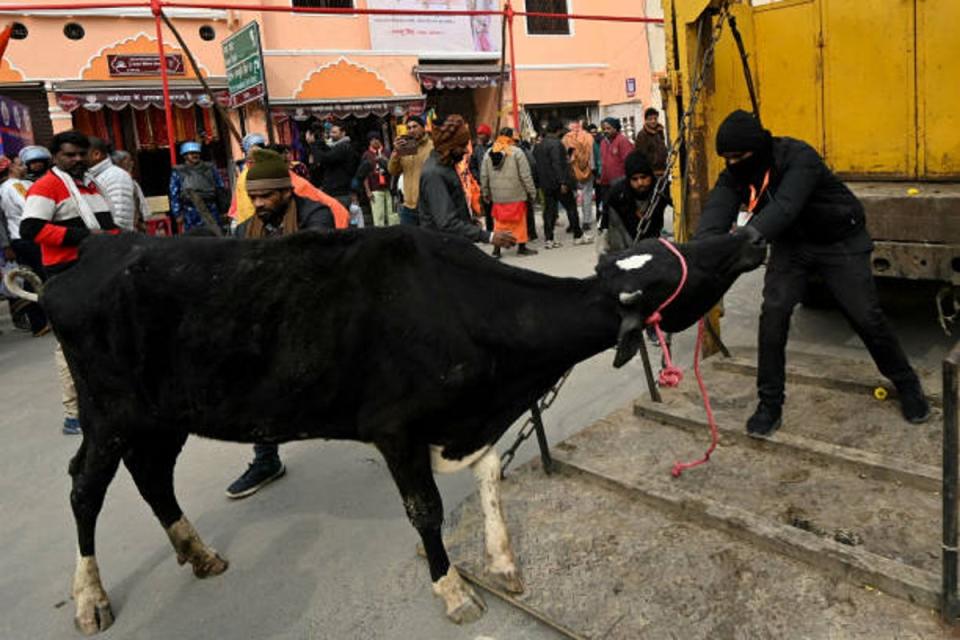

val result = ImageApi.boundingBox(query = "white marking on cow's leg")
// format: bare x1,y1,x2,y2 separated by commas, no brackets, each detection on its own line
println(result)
471,449,524,594
165,516,229,578
615,253,653,271
430,445,491,474
432,565,486,624
72,553,114,635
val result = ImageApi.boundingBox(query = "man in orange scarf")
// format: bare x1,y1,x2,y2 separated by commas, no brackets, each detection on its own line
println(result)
480,128,538,258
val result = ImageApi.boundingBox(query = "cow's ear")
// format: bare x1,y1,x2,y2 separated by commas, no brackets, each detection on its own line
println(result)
613,312,644,368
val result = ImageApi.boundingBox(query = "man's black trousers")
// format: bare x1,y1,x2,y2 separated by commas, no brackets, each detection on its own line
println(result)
758,243,918,405
542,188,582,241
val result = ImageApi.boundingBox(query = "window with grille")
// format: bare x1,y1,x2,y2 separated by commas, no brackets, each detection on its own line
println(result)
526,0,570,35
291,0,354,9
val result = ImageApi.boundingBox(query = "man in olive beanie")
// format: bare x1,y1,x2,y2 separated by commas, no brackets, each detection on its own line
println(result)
695,109,928,437
225,148,337,499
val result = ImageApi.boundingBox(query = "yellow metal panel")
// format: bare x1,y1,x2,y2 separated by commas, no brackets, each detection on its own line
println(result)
918,0,960,178
752,0,822,152
821,0,915,178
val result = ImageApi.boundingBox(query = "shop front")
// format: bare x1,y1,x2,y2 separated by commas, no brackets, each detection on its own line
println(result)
414,63,506,128
54,81,231,197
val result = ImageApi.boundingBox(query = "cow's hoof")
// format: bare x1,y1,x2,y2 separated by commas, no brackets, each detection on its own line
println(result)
447,588,487,625
485,567,525,594
74,601,114,636
190,551,229,578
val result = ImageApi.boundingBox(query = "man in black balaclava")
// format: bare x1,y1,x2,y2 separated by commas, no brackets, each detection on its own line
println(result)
695,110,929,437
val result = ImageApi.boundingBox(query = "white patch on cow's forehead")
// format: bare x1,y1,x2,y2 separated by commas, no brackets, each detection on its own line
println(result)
616,254,653,271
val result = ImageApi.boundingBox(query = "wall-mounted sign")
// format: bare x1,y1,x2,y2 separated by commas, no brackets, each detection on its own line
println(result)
368,0,501,54
625,77,637,98
107,54,185,77
222,22,268,108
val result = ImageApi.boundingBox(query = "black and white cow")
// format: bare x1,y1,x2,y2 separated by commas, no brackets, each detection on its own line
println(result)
11,225,763,634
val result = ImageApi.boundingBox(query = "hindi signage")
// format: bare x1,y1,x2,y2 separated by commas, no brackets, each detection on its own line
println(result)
222,22,267,108
107,54,185,77
367,0,501,54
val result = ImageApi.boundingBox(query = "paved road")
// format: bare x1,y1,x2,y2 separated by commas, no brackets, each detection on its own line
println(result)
0,230,951,640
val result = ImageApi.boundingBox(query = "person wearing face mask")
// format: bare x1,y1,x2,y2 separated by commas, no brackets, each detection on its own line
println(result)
695,110,929,438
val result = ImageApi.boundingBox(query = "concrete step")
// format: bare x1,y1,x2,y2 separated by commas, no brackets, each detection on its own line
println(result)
443,455,949,639
555,404,942,574
711,348,943,408
636,353,944,488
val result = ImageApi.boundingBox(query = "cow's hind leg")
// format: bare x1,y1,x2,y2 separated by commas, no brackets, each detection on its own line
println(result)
378,440,486,624
122,434,228,578
69,438,122,635
471,449,524,594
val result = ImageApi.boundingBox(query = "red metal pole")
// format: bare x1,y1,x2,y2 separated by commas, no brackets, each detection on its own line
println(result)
506,1,520,133
152,0,177,167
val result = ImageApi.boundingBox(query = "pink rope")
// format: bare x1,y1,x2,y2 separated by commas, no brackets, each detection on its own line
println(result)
645,238,687,388
671,318,720,478
641,239,719,478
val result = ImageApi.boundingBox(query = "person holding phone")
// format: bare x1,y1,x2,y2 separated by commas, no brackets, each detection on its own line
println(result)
388,115,433,226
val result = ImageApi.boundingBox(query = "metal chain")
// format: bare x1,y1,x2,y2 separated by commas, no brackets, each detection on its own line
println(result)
500,368,572,476
636,1,732,242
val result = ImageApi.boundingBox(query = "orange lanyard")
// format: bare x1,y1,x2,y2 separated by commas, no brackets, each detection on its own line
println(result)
747,170,771,213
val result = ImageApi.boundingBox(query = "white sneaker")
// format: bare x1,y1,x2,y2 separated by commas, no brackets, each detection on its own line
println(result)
574,234,593,245
544,241,555,249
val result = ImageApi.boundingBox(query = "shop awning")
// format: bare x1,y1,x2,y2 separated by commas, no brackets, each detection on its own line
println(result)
414,64,509,90
53,80,229,112
271,95,426,120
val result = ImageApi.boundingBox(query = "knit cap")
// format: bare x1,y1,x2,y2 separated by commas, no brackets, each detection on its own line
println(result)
624,150,654,179
715,110,769,154
245,148,291,191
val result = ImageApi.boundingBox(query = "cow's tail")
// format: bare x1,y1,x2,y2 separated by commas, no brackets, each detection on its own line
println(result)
3,267,42,302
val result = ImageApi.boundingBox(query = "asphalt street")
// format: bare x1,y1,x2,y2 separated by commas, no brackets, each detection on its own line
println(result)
0,227,953,640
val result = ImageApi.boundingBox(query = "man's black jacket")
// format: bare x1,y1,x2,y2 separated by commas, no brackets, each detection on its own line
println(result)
533,134,575,193
696,137,869,250
601,177,669,241
418,151,489,244
309,138,359,197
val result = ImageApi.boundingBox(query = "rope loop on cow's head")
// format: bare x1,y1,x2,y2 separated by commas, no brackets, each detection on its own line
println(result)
644,238,689,388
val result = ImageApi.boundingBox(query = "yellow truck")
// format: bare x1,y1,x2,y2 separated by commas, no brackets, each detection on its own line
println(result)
662,0,960,290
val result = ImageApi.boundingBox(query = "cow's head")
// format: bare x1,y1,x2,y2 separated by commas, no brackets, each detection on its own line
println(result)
596,227,766,367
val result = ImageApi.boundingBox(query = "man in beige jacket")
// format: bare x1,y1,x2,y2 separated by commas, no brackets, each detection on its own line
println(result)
388,114,434,226
563,118,596,231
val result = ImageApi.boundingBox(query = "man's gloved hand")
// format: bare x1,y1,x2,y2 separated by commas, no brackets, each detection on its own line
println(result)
735,223,766,247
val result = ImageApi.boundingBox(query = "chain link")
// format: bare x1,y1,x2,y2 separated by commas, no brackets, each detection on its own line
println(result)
636,1,732,242
499,369,572,476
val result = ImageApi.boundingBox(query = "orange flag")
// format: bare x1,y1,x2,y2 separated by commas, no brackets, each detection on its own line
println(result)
0,24,11,62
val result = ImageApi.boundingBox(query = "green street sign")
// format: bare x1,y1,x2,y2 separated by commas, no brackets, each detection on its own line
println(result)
222,22,266,107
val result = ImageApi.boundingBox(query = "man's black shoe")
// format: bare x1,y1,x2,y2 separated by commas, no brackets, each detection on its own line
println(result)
225,460,286,499
897,380,931,424
746,402,782,438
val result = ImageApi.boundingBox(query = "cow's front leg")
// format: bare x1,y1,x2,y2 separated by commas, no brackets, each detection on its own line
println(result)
72,555,113,635
471,449,524,593
166,517,229,578
379,440,486,624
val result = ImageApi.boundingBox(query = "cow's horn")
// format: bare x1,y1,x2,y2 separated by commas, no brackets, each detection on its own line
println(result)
613,313,644,368
3,267,42,303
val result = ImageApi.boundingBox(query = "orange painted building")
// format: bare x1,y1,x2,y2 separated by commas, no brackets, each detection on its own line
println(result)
0,1,660,194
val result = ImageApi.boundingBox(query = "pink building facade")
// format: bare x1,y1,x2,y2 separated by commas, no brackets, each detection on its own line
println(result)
0,1,659,195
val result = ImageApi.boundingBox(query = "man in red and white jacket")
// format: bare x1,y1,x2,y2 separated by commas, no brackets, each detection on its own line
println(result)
20,130,120,435
21,130,119,276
